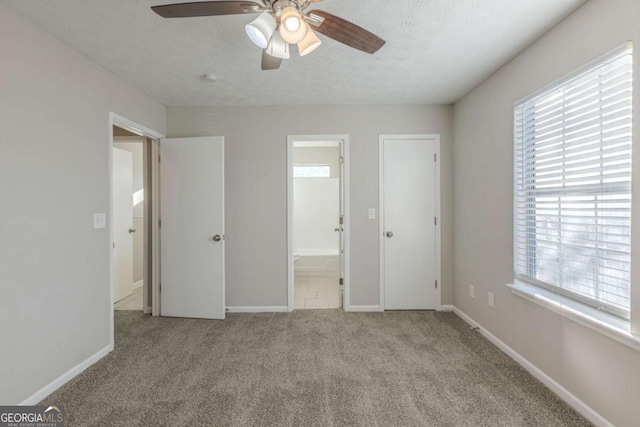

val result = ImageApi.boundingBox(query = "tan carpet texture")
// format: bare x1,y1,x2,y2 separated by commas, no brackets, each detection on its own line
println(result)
42,311,592,426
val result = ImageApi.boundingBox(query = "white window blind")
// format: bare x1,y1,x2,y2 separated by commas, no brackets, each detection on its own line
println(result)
514,45,633,319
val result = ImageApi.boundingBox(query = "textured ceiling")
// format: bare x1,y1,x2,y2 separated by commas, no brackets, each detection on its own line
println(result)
2,0,587,106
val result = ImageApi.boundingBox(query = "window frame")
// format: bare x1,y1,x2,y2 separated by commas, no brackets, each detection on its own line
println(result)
513,42,633,320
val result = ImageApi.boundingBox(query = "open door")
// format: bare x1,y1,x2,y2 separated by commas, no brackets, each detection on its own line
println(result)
160,137,225,319
113,147,134,303
337,142,345,308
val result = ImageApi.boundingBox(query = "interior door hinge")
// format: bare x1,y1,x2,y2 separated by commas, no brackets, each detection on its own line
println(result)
339,278,344,285
434,153,437,162
159,219,161,228
339,215,344,225
435,280,438,289
159,283,162,292
434,217,437,226
339,156,344,164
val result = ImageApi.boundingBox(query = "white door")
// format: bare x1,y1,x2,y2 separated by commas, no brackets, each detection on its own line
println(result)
160,137,225,319
113,148,134,303
337,142,345,308
381,137,439,310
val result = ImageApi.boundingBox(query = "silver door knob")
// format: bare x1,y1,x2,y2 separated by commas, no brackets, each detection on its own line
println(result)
128,228,136,234
213,234,222,242
386,231,393,238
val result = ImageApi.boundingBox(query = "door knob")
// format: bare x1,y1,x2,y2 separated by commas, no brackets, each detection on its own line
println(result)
213,234,222,242
386,231,393,238
128,228,136,234
335,227,343,232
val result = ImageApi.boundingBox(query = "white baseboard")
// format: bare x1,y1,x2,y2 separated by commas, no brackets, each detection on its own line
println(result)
19,344,113,405
439,304,454,311
345,305,382,312
132,280,143,290
451,306,614,427
226,306,289,313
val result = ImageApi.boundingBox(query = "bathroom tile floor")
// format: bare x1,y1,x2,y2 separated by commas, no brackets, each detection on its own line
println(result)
114,286,143,311
294,275,341,309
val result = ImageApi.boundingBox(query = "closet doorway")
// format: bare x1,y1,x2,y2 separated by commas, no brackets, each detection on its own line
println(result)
287,135,350,311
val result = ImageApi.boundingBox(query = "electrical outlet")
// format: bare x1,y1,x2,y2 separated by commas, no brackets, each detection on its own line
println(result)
488,292,495,308
93,213,106,229
469,285,475,299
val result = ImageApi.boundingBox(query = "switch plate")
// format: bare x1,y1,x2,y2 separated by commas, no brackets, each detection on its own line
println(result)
93,213,106,229
470,285,475,299
368,208,376,220
488,292,495,308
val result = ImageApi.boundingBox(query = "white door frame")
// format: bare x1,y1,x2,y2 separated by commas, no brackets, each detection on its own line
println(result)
108,113,165,347
287,135,351,311
379,134,442,310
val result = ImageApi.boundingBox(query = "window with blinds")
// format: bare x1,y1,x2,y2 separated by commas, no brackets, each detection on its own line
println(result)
514,44,633,319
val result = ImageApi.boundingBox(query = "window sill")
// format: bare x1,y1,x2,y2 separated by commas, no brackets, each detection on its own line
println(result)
507,281,640,353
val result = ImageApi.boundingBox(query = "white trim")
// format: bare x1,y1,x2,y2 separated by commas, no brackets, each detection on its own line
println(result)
109,113,165,348
132,280,143,290
345,305,383,312
226,306,289,313
451,306,615,427
508,282,640,353
110,113,165,140
287,135,351,312
150,139,161,317
19,344,112,405
439,304,454,312
379,135,442,311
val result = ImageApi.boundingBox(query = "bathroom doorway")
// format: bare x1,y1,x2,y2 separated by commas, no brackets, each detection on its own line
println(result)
287,135,350,311
112,124,155,313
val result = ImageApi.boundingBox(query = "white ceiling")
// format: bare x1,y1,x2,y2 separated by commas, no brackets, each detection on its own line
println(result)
2,0,587,106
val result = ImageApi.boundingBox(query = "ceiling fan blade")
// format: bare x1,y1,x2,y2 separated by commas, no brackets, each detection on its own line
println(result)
152,1,263,18
305,10,385,54
262,50,283,71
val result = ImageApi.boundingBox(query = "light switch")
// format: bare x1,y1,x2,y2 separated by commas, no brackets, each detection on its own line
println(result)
368,208,376,220
93,213,106,229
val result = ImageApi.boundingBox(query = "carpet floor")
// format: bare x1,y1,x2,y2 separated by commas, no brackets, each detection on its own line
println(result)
42,311,592,426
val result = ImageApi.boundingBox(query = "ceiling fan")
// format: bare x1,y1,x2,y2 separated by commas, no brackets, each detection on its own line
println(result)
151,0,386,70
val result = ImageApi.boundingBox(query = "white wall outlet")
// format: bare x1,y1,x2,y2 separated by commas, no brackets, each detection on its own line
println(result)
470,285,475,299
488,292,495,308
93,213,106,229
368,208,376,220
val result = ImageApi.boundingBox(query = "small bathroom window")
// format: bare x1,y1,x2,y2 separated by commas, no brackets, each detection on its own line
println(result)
293,165,331,178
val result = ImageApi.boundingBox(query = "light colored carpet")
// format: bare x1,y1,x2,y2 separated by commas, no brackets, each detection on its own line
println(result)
42,311,591,426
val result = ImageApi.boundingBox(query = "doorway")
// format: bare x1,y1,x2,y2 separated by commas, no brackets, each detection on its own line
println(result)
379,135,441,310
287,135,350,311
111,125,155,313
112,128,142,310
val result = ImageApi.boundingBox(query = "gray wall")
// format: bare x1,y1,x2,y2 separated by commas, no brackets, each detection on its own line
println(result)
0,5,165,404
167,105,453,308
453,0,640,425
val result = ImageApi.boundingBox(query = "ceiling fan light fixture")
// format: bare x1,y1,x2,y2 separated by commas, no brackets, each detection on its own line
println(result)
278,6,307,44
266,31,290,59
298,24,322,56
245,13,277,49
